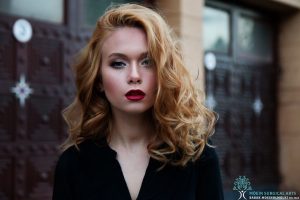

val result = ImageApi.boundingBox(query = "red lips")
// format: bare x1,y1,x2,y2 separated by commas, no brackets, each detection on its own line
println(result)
125,90,145,101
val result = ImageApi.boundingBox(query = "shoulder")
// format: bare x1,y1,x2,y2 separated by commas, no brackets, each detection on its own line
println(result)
57,140,93,160
195,144,224,199
55,140,93,167
196,144,220,168
55,144,81,174
54,140,97,177
56,138,115,169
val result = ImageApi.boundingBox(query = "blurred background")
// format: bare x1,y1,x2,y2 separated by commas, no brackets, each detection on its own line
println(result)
0,0,299,199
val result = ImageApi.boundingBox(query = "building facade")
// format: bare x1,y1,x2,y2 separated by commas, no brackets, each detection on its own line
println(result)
159,0,300,198
0,0,299,199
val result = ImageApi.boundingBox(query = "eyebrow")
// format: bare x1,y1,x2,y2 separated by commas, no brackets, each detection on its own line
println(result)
108,52,149,59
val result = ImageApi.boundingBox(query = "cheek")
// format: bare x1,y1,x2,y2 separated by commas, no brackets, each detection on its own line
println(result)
144,73,158,100
102,77,120,96
148,73,158,92
101,70,122,97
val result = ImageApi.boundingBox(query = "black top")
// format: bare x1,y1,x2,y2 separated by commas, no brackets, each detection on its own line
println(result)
52,138,224,200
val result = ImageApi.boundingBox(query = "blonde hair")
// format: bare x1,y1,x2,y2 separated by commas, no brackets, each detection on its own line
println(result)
62,3,216,167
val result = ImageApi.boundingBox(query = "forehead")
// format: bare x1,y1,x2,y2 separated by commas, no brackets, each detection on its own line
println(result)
101,27,148,56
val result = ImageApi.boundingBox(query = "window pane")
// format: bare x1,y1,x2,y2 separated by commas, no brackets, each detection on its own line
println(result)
203,7,230,53
83,0,143,27
0,0,64,24
238,15,273,62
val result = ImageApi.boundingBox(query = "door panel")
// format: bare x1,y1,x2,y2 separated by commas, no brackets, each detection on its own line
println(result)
204,1,279,194
0,10,70,200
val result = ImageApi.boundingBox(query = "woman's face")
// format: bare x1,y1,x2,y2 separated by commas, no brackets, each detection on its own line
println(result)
100,27,157,115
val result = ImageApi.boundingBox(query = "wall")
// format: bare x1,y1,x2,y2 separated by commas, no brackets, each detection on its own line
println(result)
155,0,205,91
279,11,300,192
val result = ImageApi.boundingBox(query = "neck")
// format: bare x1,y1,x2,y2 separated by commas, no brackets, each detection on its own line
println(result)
108,110,154,150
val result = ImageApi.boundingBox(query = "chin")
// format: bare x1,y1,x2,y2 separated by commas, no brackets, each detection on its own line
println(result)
124,105,153,114
125,109,151,115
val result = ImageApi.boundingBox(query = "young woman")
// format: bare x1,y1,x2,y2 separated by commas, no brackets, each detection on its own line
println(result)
53,3,224,200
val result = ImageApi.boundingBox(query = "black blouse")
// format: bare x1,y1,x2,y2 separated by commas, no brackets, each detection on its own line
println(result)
52,138,224,200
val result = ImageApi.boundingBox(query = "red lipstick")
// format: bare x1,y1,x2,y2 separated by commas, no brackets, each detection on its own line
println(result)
125,90,145,101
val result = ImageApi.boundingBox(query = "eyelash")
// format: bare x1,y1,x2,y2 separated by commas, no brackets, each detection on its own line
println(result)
110,61,126,69
141,58,152,67
109,58,152,69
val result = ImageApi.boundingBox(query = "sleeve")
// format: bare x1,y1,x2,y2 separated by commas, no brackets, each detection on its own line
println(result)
196,145,224,200
52,147,78,200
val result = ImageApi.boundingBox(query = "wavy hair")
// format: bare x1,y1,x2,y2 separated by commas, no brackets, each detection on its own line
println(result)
62,3,216,167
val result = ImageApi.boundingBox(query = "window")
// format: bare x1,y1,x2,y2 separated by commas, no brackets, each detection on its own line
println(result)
0,0,64,24
237,14,273,62
203,6,230,53
82,0,143,27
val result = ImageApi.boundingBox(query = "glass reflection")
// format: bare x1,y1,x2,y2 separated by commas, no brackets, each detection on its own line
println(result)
203,7,230,53
83,0,143,27
238,15,272,61
0,0,63,24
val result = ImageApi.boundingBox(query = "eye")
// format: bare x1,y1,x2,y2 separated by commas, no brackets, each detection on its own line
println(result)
110,60,126,69
141,57,152,67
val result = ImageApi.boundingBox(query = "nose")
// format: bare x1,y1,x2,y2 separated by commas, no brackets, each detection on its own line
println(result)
127,63,142,84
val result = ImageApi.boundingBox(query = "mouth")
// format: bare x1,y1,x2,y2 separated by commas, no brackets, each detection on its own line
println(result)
125,90,145,101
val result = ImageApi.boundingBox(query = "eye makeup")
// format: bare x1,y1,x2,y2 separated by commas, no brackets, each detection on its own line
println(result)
107,52,153,69
140,57,152,68
109,60,127,69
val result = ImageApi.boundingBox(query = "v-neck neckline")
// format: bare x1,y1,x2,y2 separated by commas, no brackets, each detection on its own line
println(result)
114,156,153,200
94,137,162,200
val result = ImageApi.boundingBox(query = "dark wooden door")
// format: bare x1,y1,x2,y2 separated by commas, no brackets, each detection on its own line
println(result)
203,1,279,195
0,1,79,199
